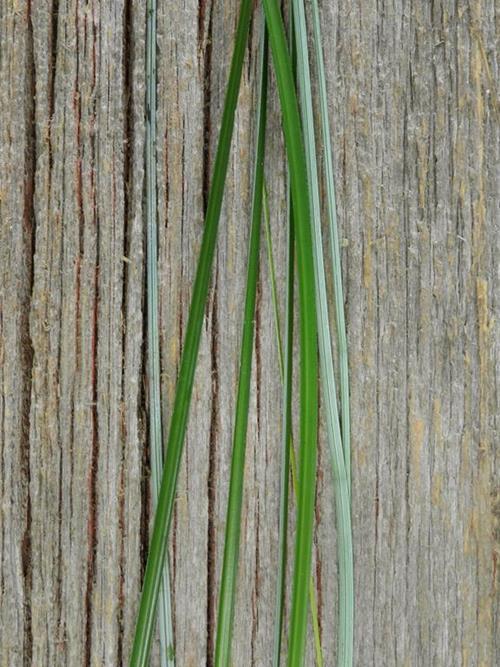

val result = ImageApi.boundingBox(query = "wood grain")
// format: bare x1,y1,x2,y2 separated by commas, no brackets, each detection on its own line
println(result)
0,1,497,665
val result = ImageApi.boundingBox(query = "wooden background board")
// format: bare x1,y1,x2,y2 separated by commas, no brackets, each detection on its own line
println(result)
0,1,498,665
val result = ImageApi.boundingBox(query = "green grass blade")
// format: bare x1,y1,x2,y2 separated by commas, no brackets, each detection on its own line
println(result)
267,17,321,662
214,24,269,667
130,2,254,663
261,2,319,664
292,2,353,665
145,0,175,663
265,189,323,667
310,0,351,494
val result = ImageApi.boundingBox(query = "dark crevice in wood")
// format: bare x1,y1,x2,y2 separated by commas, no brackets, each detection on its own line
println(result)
48,0,59,172
21,2,36,662
402,85,411,641
197,0,208,54
82,8,100,658
140,322,150,582
74,1,83,366
206,276,218,667
84,263,99,667
138,1,151,585
117,448,126,667
246,2,255,81
117,2,134,663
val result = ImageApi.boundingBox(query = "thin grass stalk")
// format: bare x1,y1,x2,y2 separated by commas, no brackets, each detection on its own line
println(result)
292,2,353,665
264,187,323,667
145,0,175,663
284,13,324,663
214,24,269,666
261,1,319,664
130,2,254,663
268,182,294,666
310,0,351,494
268,17,296,659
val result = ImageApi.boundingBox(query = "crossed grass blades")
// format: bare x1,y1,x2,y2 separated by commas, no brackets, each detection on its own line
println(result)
134,2,353,665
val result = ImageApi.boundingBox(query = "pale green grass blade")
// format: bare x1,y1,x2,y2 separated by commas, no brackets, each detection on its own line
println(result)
145,1,175,663
130,2,253,663
310,0,351,493
262,1,319,663
292,1,353,665
214,23,268,666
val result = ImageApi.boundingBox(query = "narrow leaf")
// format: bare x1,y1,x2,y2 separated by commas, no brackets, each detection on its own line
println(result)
292,2,353,665
261,1,319,663
214,22,269,666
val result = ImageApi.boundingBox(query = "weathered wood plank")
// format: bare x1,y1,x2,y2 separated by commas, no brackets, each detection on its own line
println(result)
0,2,34,664
0,1,497,665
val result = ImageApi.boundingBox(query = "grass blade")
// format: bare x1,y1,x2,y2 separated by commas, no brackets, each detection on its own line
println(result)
267,181,294,665
265,189,323,667
292,2,353,665
310,0,351,493
145,0,175,663
130,2,254,663
261,1,319,663
214,23,269,666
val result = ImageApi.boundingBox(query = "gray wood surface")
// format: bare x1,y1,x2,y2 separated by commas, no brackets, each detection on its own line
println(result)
0,1,498,665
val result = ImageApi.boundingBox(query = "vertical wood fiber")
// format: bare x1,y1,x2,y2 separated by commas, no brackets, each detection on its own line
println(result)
0,1,497,665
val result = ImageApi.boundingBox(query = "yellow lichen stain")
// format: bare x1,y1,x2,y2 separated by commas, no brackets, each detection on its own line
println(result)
476,278,492,454
410,418,425,481
478,599,492,631
418,286,432,335
354,447,367,468
470,13,485,123
363,227,372,290
431,473,443,507
362,170,374,223
463,509,477,556
169,334,179,365
348,93,358,116
476,279,490,335
470,25,499,120
470,17,487,274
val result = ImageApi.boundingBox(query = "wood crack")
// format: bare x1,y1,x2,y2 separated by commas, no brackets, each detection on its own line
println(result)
206,276,218,667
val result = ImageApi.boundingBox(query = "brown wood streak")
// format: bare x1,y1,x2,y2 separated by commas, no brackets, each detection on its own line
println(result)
0,1,498,665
